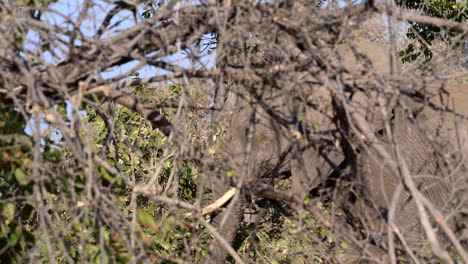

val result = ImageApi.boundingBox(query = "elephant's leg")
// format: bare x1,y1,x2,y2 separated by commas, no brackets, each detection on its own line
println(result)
206,178,243,263
291,147,344,197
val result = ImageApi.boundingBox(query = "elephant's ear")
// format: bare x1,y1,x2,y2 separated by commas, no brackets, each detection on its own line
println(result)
413,174,452,208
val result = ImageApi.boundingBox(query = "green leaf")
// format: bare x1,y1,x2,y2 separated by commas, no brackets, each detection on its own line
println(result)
14,168,28,185
85,244,99,261
256,134,264,142
2,203,15,223
137,209,158,231
56,103,68,117
9,226,21,246
69,245,76,258
99,167,115,184
169,84,183,96
118,253,133,262
303,193,310,205
341,241,349,249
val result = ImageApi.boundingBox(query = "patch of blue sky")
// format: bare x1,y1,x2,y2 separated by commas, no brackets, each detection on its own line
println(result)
22,0,216,143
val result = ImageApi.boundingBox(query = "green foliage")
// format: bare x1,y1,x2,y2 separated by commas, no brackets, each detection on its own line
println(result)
77,81,204,261
232,202,347,263
396,0,467,62
142,1,163,19
0,103,35,263
0,77,205,262
168,84,183,97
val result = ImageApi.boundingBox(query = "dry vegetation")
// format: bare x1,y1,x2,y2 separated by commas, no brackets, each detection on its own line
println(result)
0,0,467,263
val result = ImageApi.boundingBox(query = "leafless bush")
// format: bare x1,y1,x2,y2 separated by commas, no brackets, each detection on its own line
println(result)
0,0,467,263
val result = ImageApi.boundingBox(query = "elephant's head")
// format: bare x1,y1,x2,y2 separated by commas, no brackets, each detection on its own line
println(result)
210,41,467,263
207,42,399,263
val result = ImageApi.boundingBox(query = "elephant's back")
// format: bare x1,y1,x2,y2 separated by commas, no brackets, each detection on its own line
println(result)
336,42,400,75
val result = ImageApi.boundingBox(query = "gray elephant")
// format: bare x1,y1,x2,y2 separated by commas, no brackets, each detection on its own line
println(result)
207,42,467,263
